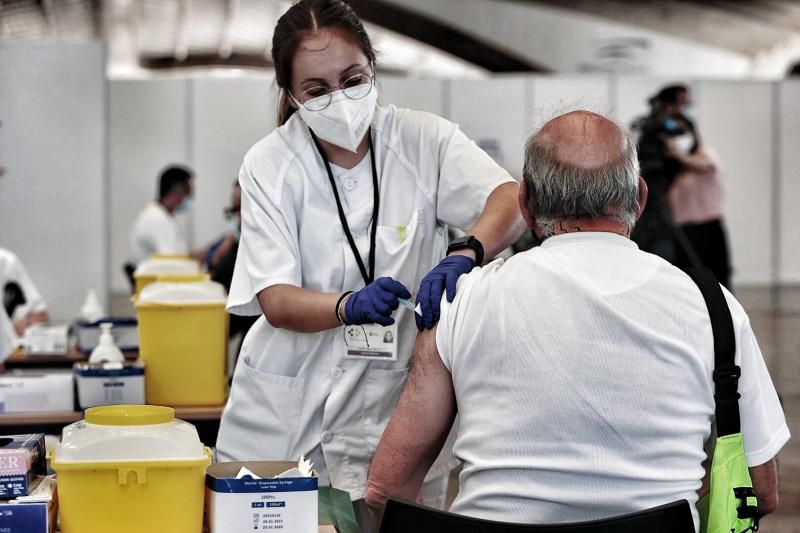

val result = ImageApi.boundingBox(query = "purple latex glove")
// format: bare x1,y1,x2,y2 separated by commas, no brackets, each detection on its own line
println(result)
415,255,476,330
344,277,411,326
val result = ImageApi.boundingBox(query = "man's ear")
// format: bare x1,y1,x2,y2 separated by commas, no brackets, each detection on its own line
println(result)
635,177,648,220
518,179,536,230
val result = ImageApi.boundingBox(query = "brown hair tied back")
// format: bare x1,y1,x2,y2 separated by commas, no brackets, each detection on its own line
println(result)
272,0,376,126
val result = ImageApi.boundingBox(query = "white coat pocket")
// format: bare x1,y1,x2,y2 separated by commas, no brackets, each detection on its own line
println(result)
375,209,424,286
363,366,409,455
216,361,305,462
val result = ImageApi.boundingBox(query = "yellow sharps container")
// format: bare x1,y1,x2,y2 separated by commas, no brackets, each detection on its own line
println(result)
135,278,228,406
133,256,201,296
52,405,212,533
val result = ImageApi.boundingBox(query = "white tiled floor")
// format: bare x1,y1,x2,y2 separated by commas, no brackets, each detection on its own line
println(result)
738,287,800,532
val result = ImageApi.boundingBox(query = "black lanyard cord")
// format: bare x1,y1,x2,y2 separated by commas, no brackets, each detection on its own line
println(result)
309,128,380,286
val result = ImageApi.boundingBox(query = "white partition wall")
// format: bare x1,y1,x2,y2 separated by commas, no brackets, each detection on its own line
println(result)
449,77,528,178
778,81,800,284
190,76,278,248
0,42,107,321
696,81,774,286
528,76,612,125
613,77,700,126
109,79,191,294
378,77,446,117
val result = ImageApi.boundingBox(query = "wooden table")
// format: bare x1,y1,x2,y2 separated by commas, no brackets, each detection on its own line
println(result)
3,347,138,369
0,405,225,445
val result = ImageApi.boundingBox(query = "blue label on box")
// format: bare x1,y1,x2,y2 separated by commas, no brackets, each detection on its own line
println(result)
0,475,28,498
74,366,144,378
0,503,48,532
208,476,318,493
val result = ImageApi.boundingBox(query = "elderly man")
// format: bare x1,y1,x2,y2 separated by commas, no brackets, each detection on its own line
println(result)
365,111,788,529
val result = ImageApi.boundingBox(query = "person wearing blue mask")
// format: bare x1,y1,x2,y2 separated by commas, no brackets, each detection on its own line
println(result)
129,164,202,265
630,84,695,264
217,0,525,528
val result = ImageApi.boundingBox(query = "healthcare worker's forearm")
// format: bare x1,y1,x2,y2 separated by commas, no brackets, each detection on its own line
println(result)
257,284,344,333
462,182,526,262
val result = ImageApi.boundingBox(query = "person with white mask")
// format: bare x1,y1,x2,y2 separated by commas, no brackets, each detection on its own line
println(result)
129,164,201,266
217,0,525,528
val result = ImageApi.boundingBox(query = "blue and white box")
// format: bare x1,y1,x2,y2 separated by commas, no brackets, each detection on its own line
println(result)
76,318,138,353
74,362,145,409
0,434,46,499
205,461,318,533
0,476,57,533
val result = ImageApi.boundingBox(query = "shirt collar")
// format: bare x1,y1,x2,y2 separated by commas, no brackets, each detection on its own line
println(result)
540,231,639,250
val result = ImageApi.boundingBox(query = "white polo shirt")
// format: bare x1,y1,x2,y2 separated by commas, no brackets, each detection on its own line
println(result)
437,232,789,529
129,202,188,265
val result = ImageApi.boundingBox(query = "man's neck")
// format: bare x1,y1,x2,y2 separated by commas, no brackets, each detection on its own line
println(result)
158,199,175,215
550,217,631,238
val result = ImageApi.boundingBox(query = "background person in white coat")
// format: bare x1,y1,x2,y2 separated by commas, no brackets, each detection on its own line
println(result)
129,164,196,265
216,0,525,529
0,247,49,336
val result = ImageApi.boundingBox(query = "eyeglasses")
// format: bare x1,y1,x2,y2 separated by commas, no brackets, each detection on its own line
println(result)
223,206,240,220
292,72,375,112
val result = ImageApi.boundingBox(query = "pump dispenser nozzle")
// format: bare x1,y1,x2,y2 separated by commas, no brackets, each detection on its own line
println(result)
88,322,125,365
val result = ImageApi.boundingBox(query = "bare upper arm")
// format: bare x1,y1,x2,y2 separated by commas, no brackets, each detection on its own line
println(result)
750,458,779,515
366,326,457,509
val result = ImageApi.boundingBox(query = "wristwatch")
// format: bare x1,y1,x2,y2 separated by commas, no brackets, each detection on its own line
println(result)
447,235,484,265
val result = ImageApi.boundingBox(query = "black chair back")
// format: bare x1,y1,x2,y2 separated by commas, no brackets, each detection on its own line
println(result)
3,282,26,317
379,499,694,533
123,262,137,295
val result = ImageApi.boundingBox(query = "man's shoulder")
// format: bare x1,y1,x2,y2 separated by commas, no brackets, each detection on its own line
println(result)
132,202,171,232
0,247,20,273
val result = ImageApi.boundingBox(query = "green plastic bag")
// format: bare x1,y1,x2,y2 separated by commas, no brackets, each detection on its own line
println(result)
318,486,361,533
697,433,759,533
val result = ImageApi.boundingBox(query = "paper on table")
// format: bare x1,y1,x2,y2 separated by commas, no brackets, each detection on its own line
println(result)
276,455,315,478
235,466,261,480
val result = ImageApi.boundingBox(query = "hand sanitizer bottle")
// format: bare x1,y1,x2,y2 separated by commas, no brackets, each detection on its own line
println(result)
89,323,125,365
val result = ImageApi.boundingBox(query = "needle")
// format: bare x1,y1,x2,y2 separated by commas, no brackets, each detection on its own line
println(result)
398,297,422,316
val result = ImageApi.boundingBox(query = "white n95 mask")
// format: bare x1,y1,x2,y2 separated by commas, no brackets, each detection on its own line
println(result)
672,134,695,157
293,87,378,153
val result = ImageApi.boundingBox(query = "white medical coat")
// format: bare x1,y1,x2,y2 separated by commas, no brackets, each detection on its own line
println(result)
129,202,188,264
217,105,514,499
0,247,47,321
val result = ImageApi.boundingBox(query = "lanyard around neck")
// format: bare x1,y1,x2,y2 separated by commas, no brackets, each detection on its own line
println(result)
309,128,379,286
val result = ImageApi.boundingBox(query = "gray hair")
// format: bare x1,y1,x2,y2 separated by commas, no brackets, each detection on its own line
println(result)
522,126,640,237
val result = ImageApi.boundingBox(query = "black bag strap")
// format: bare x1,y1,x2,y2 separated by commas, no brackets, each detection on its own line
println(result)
683,267,740,437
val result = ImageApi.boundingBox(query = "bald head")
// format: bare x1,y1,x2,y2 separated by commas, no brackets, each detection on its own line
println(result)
535,111,627,170
521,110,641,237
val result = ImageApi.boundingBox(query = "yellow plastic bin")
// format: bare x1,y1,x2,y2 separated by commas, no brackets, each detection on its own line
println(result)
135,279,228,406
133,256,201,296
52,405,212,533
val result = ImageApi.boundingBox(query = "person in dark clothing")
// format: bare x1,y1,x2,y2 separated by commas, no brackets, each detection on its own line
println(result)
630,85,692,262
208,182,257,341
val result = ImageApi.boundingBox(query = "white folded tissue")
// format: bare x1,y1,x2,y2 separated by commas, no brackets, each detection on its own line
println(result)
234,455,315,480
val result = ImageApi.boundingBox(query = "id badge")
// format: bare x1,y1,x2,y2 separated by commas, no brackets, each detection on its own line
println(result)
343,323,399,361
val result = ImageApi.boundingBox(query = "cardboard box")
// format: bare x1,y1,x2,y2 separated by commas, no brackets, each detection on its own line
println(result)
23,325,69,355
74,362,145,409
0,475,58,533
205,461,318,533
0,434,46,498
76,318,138,353
0,371,74,413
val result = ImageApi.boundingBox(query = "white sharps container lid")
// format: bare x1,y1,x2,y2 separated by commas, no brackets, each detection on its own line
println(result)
137,280,227,305
56,405,207,464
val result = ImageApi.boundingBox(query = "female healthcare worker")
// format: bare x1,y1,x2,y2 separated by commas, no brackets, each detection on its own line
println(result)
217,0,525,523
